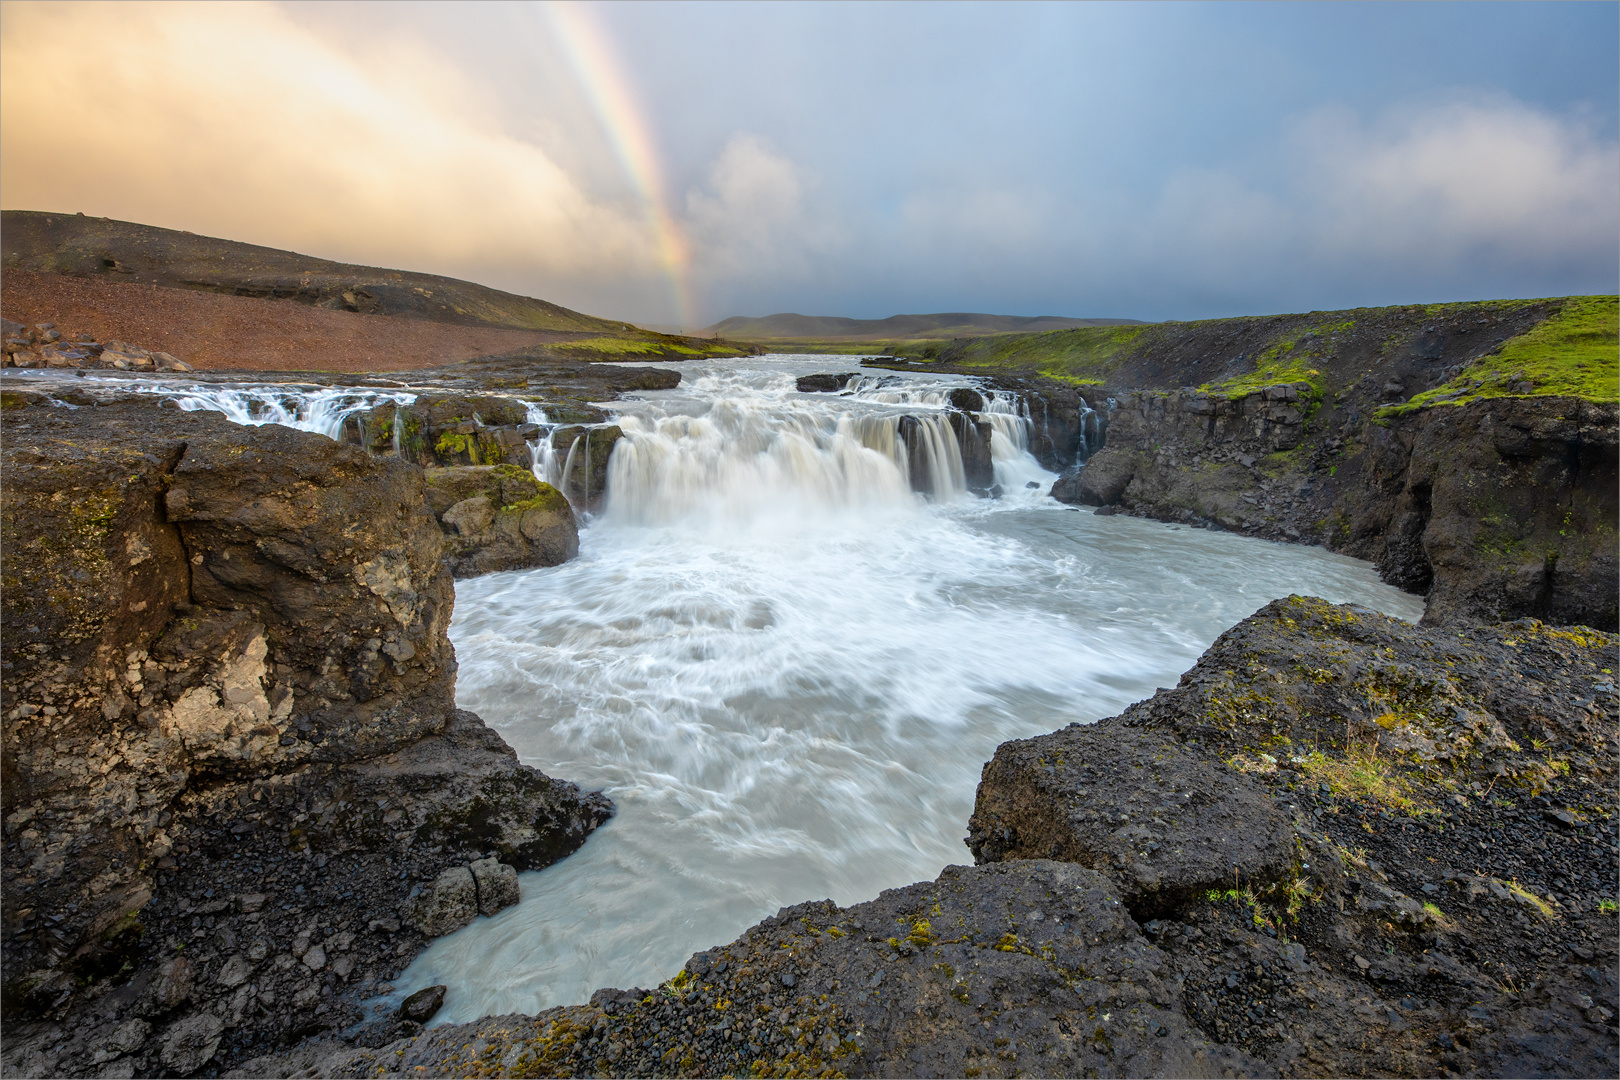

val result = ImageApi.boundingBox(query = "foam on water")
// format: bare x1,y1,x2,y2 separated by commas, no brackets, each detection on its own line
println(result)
391,355,1423,1024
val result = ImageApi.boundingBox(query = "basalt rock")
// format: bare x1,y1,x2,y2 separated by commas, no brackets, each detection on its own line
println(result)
0,397,611,1077
794,373,856,393
1050,390,1618,630
968,725,1297,915
233,859,1262,1079
425,465,578,578
947,409,995,495
965,596,1618,1078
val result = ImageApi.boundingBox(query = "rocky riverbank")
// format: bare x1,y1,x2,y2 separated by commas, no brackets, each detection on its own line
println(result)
0,397,612,1077
867,296,1619,630
229,597,1619,1079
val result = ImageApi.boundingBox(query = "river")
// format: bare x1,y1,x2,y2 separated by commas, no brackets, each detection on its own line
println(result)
386,354,1422,1023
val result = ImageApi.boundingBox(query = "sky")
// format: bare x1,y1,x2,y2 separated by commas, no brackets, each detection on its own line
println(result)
1,1,1616,327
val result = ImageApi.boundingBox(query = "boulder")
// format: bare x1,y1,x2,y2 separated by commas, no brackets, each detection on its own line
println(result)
1050,447,1137,506
425,465,579,578
409,867,478,938
947,386,985,412
398,984,447,1024
468,857,520,916
158,1012,224,1075
795,373,856,393
967,724,1297,914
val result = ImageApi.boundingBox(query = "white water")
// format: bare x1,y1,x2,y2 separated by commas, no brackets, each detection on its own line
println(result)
390,355,1423,1024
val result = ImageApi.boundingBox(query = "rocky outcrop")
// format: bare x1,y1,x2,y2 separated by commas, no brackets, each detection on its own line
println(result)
425,465,578,578
2,319,193,371
0,397,610,1077
234,859,1261,1079
1056,390,1618,630
967,596,1617,1078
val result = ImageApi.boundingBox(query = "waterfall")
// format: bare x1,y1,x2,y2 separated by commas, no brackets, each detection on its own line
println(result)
604,391,986,527
148,384,417,439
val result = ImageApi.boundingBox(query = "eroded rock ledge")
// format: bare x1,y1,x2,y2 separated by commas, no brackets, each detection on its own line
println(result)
0,398,611,1077
235,598,1618,1079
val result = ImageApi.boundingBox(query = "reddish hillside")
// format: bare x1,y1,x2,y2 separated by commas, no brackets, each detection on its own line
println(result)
0,270,590,372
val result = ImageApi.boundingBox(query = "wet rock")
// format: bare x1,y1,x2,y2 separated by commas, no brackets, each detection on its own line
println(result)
968,723,1297,914
398,984,447,1024
795,373,855,393
1051,447,1136,506
547,424,622,511
468,857,520,916
425,465,578,578
159,1011,225,1075
947,386,985,412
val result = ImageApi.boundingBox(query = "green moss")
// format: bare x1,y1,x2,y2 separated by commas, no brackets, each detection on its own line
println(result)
926,324,1147,384
1200,334,1325,400
503,483,570,515
1384,295,1618,415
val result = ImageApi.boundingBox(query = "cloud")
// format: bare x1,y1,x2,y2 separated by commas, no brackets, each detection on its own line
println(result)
683,134,841,293
0,0,665,313
1299,98,1619,268
1137,97,1618,305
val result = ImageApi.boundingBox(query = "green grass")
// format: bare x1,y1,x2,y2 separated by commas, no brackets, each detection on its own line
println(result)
1200,334,1325,399
1384,295,1617,415
902,324,1146,384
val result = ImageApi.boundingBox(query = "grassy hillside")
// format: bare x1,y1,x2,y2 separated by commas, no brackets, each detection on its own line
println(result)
878,296,1618,408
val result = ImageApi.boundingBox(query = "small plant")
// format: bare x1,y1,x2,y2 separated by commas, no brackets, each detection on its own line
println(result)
1597,899,1617,915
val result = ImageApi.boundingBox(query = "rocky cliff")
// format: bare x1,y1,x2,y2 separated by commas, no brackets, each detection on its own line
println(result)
0,396,611,1076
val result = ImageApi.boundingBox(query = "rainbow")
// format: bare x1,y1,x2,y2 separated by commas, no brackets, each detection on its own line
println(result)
543,1,696,330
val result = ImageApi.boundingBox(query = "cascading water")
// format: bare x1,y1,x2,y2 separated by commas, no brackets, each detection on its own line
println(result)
144,383,419,439
387,354,1425,1027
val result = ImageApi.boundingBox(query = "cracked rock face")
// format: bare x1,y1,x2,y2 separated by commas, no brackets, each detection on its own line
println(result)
0,397,611,1076
967,725,1297,915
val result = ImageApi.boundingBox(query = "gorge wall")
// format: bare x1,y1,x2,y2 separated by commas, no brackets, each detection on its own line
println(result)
0,395,611,1076
877,295,1619,631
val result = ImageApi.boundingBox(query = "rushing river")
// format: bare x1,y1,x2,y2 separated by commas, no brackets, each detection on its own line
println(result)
382,355,1422,1024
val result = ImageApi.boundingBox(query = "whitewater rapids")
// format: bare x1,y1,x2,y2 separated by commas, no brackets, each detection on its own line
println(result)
384,355,1422,1023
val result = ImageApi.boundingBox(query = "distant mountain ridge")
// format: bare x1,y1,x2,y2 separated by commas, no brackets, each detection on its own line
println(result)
1,210,621,335
705,312,1146,341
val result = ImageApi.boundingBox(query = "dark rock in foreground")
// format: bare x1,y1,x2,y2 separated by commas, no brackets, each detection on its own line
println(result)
234,860,1260,1079
0,398,611,1077
971,596,1618,1078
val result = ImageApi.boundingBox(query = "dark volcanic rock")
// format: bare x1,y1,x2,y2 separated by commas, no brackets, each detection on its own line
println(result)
968,725,1297,915
795,372,856,393
425,465,578,578
947,386,984,412
235,860,1261,1079
967,596,1618,1078
0,397,611,1077
398,985,447,1025
947,409,995,494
